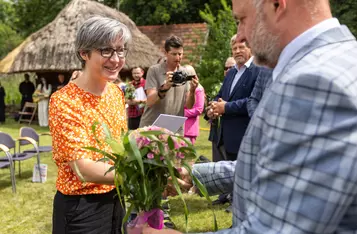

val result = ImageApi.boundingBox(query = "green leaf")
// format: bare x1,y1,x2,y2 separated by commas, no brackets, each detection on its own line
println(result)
140,147,149,157
98,157,111,163
104,166,115,176
164,155,189,232
101,122,112,139
142,159,167,168
128,136,145,176
122,203,134,233
183,162,218,231
139,130,163,136
105,138,125,155
178,146,196,153
82,146,116,161
91,121,102,144
167,136,175,150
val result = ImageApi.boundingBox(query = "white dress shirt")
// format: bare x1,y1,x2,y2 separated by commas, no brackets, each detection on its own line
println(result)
230,56,254,94
273,18,340,81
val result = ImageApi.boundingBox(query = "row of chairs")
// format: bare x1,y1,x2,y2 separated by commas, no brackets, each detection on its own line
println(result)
0,127,52,193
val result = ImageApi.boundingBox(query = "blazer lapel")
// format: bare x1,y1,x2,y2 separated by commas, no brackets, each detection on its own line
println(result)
229,65,253,100
224,69,237,100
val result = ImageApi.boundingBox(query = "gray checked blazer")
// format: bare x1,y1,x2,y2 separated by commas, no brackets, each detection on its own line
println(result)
199,25,357,233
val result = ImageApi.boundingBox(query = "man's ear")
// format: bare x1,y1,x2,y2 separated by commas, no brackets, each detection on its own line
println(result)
274,0,287,20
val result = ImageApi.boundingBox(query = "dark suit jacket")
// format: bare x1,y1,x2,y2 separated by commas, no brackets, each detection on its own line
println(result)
247,67,273,117
215,63,260,154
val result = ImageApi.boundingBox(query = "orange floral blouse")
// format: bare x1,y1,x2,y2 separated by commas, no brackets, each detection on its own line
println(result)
49,82,127,195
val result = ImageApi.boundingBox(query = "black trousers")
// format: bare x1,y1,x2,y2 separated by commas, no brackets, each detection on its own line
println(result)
21,96,33,111
225,151,238,161
53,190,126,234
128,116,141,130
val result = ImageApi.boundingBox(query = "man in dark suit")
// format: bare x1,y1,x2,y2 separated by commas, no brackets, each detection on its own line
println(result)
208,36,260,161
19,73,35,111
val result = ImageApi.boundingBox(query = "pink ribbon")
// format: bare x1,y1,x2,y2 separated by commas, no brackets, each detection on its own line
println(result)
127,209,164,234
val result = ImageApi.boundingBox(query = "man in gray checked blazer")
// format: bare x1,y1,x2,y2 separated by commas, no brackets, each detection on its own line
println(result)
142,0,357,233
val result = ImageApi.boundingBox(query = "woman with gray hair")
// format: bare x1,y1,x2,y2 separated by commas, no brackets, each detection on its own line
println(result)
49,16,131,234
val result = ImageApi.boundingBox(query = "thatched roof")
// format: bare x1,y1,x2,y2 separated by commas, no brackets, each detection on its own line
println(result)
0,0,162,74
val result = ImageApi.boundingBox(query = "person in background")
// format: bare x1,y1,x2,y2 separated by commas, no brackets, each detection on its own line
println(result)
35,77,52,127
223,57,236,77
183,65,205,145
208,56,236,163
19,73,35,110
0,82,5,123
126,66,146,130
139,35,199,133
55,74,66,91
49,16,130,234
207,35,260,161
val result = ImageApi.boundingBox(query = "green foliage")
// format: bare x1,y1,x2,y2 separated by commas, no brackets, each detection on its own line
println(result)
0,23,23,60
193,0,236,98
0,0,22,60
0,74,27,105
119,0,231,26
330,0,357,37
12,0,71,37
0,0,17,26
7,0,122,38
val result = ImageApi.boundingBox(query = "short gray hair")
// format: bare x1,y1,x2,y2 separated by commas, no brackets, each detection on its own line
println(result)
75,16,132,67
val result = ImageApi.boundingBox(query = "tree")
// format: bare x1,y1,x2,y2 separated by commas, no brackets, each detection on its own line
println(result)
0,23,23,59
0,0,17,26
192,0,236,98
11,0,124,37
0,0,22,60
12,0,71,37
330,0,357,37
119,0,231,26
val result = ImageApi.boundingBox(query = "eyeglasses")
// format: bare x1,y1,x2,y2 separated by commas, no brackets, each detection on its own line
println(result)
224,66,233,71
97,47,128,58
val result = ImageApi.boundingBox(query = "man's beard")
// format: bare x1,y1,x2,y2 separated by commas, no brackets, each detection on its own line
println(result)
235,56,247,66
250,10,281,68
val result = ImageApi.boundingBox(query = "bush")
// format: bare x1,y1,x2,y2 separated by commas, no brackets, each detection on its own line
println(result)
192,0,236,98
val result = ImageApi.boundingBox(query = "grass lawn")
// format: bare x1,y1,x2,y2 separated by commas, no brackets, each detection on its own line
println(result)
0,118,231,233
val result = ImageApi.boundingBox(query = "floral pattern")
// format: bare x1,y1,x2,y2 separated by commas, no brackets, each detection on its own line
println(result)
49,82,127,195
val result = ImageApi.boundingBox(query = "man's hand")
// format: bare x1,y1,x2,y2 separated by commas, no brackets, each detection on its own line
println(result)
212,98,226,115
164,167,193,197
162,72,174,90
207,101,220,119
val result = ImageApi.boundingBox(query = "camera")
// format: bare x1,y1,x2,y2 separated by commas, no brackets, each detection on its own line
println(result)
172,71,195,85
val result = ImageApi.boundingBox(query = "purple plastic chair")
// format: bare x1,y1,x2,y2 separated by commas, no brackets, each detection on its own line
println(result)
19,127,52,153
0,144,16,193
0,132,42,183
